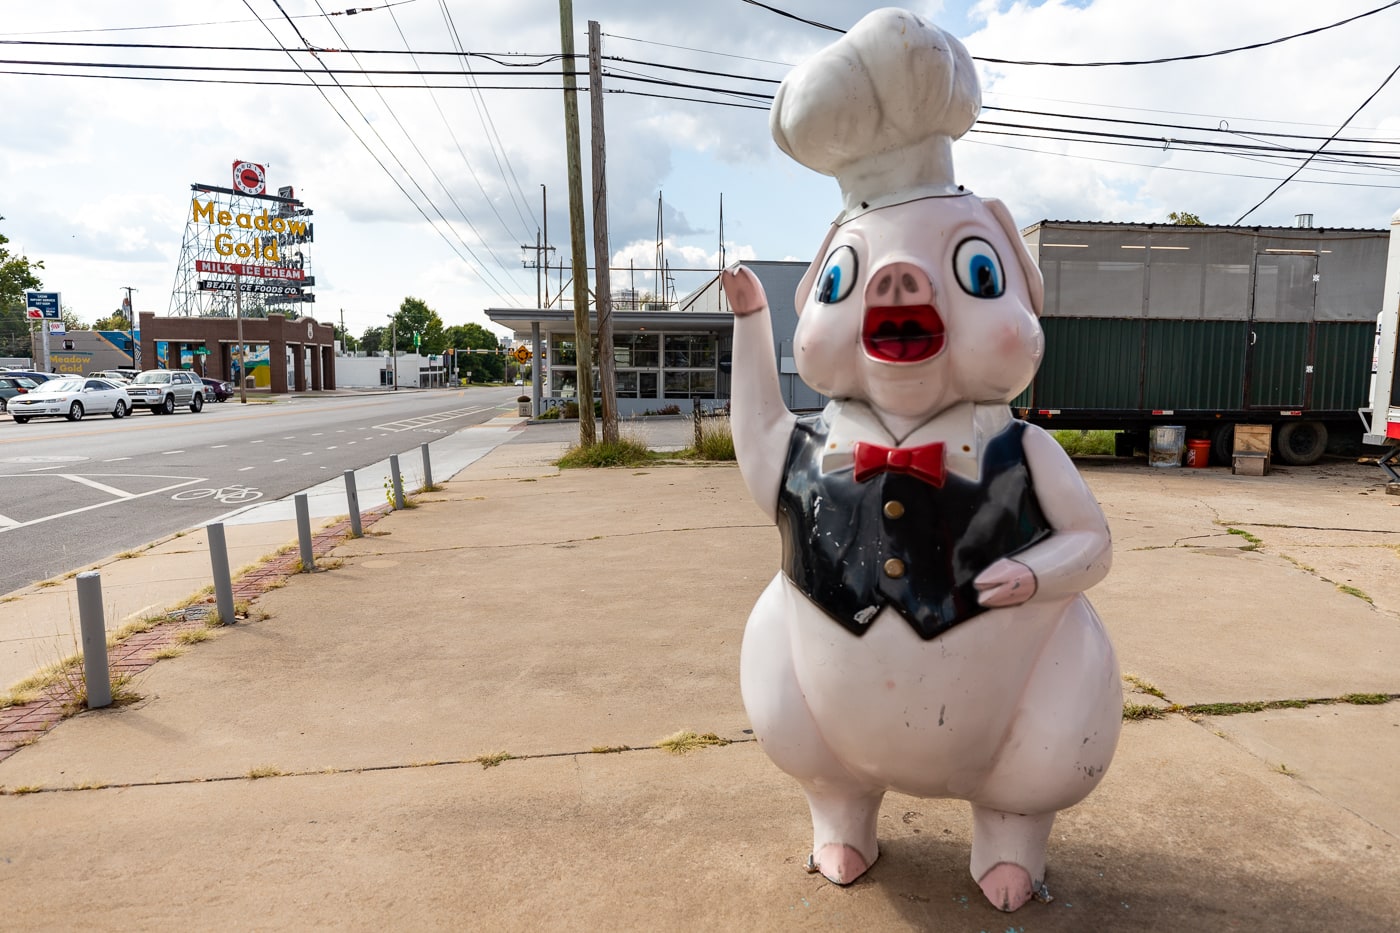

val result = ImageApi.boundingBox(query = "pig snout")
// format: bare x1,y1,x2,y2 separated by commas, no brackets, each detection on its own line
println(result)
863,261,946,364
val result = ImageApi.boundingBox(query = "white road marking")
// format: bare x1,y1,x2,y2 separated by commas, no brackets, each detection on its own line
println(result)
103,457,132,462
61,474,135,498
27,466,63,472
302,451,313,456
283,436,296,439
0,513,17,529
238,466,255,472
273,458,287,463
163,450,184,455
312,433,323,436
371,406,491,433
0,475,205,533
251,439,264,444
326,446,337,450
211,444,228,449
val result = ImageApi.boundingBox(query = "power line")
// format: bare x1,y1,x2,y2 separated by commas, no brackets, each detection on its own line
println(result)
1234,58,1400,222
0,38,573,63
241,0,522,305
0,2,419,37
736,0,1400,68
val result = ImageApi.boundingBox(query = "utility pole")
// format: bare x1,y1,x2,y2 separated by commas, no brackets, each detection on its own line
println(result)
589,20,618,444
519,187,556,310
558,0,596,446
121,286,138,369
235,273,247,404
390,315,398,390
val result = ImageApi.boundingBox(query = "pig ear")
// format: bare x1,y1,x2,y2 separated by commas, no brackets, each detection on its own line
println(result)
984,198,1043,317
794,223,840,315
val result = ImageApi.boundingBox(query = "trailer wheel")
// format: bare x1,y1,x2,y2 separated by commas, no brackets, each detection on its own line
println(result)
1211,424,1235,466
1276,421,1328,466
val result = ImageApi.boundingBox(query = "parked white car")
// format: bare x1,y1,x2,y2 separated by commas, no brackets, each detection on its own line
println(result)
7,377,132,423
126,369,206,414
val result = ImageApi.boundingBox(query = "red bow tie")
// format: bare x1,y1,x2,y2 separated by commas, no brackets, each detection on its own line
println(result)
852,441,946,487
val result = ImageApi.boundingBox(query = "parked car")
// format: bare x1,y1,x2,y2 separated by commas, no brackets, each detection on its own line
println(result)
0,375,38,412
126,369,206,414
87,369,135,383
7,377,132,423
201,377,233,402
0,370,60,385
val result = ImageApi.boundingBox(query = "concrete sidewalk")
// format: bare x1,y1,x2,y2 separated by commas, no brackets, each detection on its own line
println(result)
1,419,1398,931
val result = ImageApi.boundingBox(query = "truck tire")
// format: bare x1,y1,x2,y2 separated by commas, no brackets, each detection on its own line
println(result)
1211,424,1234,466
1276,421,1328,466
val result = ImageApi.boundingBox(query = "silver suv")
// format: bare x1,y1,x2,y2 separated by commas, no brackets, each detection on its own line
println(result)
127,369,206,415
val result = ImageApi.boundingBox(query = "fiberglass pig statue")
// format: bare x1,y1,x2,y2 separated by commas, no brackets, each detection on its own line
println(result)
720,8,1122,914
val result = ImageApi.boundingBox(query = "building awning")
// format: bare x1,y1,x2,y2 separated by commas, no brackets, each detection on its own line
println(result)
484,308,735,336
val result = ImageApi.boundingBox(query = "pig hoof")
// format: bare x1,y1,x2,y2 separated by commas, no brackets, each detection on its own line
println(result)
978,862,1034,912
806,844,870,886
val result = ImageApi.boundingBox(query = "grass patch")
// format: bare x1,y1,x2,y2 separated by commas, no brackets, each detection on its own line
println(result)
590,745,631,754
655,730,731,754
1226,527,1263,550
1342,693,1392,705
1123,674,1166,699
1274,763,1296,776
692,417,737,461
175,628,214,645
151,646,186,660
111,614,166,642
115,549,142,560
1337,584,1374,604
174,586,215,609
557,436,657,469
9,785,43,795
246,766,284,779
35,580,61,589
473,751,513,769
1122,703,1167,721
1051,429,1117,457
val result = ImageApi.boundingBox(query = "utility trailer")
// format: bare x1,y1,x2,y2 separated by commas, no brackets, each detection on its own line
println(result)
1015,220,1388,465
1362,208,1400,481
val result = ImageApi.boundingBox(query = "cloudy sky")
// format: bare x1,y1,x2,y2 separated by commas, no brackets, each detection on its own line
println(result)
3,0,1399,340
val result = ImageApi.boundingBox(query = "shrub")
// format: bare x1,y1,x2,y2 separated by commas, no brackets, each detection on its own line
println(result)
695,417,736,461
1051,429,1116,457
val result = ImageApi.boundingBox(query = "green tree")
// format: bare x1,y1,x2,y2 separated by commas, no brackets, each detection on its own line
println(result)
0,217,44,358
393,296,446,355
334,324,359,352
1168,211,1205,226
360,325,387,354
445,321,506,381
60,306,85,331
92,312,128,331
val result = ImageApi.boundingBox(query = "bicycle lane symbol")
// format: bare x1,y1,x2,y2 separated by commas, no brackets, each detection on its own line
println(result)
170,483,264,504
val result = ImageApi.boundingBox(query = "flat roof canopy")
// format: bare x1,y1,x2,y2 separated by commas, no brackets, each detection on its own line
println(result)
484,308,735,335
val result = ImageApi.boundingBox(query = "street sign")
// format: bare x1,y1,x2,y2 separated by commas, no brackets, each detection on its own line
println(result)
25,291,61,320
514,345,530,364
48,321,66,336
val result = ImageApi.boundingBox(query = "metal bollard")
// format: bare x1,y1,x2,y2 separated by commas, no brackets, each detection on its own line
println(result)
389,454,406,510
75,572,112,709
421,443,434,490
207,522,237,626
344,470,362,537
295,493,315,572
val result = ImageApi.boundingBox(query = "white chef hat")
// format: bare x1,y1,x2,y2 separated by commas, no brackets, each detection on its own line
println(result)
770,8,981,222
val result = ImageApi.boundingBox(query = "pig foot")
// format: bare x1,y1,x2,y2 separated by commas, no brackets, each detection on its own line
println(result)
969,805,1054,910
978,862,1034,912
801,785,883,886
805,844,870,886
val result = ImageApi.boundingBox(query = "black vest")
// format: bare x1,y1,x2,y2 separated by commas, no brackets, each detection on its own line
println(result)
776,414,1051,640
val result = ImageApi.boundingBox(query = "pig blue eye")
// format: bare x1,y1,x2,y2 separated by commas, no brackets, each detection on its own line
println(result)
953,237,1004,298
816,245,858,304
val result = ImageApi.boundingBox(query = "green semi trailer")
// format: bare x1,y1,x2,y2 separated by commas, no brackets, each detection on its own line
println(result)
1015,220,1387,465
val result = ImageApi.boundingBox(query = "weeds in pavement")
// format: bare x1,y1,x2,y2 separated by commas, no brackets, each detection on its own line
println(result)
246,766,284,779
1337,584,1374,604
1122,703,1167,721
473,751,513,769
1342,693,1391,705
557,434,657,469
1226,528,1262,550
1122,674,1166,699
656,730,731,754
175,628,214,646
590,745,631,754
151,646,186,660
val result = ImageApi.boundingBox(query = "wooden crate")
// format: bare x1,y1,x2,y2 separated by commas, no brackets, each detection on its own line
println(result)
1232,424,1272,475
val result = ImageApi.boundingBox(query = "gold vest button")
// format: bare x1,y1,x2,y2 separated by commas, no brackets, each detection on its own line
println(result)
883,558,906,579
883,500,905,520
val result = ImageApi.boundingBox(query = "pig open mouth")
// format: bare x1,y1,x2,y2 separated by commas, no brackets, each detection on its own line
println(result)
862,305,946,363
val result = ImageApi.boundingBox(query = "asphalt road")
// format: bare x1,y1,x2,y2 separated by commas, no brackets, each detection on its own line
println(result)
0,386,519,595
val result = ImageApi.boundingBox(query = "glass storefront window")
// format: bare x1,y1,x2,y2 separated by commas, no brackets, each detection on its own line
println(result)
663,369,717,399
663,334,717,368
551,334,577,366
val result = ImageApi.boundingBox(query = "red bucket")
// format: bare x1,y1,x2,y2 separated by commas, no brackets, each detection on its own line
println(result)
1185,439,1212,468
